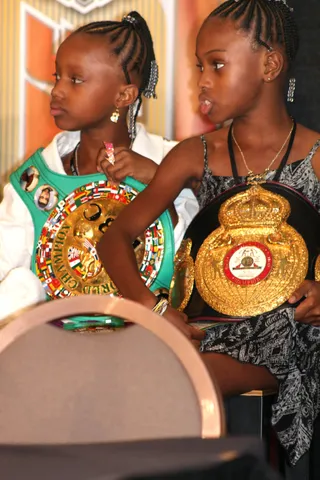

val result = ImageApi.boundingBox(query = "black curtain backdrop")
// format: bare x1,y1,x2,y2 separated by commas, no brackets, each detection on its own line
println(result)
287,0,320,132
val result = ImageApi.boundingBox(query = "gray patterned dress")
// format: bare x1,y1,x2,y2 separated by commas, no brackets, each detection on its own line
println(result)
197,138,320,466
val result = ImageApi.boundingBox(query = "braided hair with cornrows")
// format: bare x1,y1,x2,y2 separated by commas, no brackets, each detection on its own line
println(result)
74,11,158,139
209,0,299,66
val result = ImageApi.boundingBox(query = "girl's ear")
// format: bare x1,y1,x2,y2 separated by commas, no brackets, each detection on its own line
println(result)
115,84,139,108
263,50,285,82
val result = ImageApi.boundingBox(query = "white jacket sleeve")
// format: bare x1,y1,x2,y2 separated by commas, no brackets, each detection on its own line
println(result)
163,139,199,251
0,183,34,280
0,267,46,321
173,187,199,251
0,183,45,321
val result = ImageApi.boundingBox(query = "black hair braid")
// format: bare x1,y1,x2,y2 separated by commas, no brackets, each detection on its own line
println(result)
124,11,157,97
233,1,251,22
241,1,255,28
252,1,271,51
281,5,299,64
267,2,285,45
213,0,236,16
261,0,275,44
255,3,264,46
115,28,137,83
74,11,158,139
209,0,299,65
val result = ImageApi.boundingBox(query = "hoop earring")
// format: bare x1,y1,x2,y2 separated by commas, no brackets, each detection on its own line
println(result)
287,78,296,103
110,107,120,123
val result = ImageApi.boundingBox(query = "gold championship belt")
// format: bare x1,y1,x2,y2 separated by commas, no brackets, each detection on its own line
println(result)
170,121,320,322
170,181,320,321
196,184,307,317
11,149,175,330
192,184,306,317
33,179,174,300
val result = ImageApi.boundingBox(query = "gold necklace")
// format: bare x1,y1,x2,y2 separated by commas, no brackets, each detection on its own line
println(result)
231,121,294,184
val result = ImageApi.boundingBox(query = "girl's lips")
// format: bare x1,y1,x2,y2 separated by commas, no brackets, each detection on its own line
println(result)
199,99,213,115
50,104,65,116
50,108,65,116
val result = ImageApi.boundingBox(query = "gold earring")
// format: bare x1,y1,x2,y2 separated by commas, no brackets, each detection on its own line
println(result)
110,107,120,123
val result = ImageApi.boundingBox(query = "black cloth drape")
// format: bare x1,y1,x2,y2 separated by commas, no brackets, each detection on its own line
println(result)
287,0,320,132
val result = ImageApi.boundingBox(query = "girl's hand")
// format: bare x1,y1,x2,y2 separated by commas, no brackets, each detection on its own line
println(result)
96,145,178,225
163,305,205,346
289,280,320,326
97,146,157,184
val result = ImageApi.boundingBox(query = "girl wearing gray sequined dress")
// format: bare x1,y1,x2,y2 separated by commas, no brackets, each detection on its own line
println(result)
99,0,320,466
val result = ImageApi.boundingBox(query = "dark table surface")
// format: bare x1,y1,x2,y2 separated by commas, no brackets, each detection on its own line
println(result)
0,436,283,480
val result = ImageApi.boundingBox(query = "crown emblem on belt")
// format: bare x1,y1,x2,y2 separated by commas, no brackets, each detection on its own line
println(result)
219,184,290,229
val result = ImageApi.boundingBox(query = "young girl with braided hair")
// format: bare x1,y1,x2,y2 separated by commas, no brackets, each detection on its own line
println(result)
99,0,320,465
0,12,198,323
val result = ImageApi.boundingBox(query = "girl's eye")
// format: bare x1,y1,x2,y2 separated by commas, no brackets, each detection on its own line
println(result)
52,72,60,81
214,62,225,70
71,77,83,84
196,63,204,72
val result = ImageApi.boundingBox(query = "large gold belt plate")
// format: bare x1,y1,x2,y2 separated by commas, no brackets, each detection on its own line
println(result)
173,185,309,317
35,181,165,299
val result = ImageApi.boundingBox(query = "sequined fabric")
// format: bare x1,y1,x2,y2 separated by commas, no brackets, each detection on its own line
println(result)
197,138,320,465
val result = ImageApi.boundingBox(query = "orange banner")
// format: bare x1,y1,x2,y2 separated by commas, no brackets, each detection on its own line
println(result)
174,0,221,140
26,13,64,155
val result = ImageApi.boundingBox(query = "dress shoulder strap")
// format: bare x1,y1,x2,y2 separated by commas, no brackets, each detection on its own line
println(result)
200,135,209,171
307,139,320,160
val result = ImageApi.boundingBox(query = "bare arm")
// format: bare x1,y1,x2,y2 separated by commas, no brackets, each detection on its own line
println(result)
97,138,201,308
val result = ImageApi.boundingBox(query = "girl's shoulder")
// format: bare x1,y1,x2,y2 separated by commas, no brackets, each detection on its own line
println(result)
201,126,229,146
297,124,320,144
295,124,320,159
174,127,229,156
161,133,217,181
295,123,320,179
165,134,205,165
